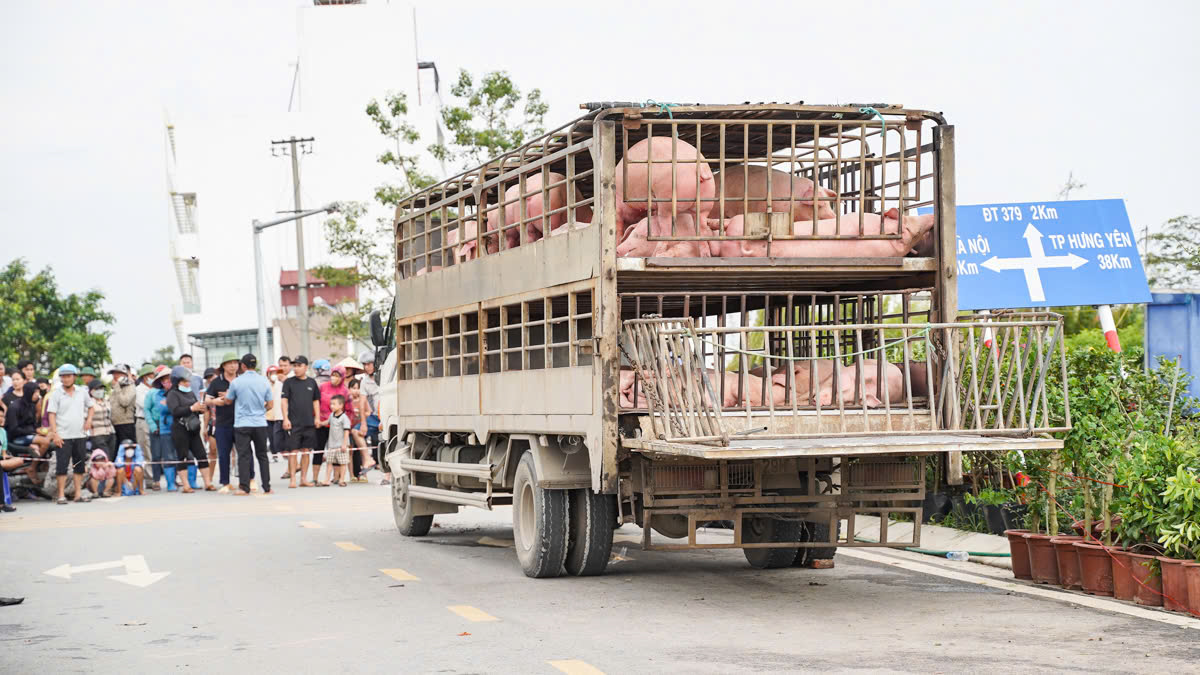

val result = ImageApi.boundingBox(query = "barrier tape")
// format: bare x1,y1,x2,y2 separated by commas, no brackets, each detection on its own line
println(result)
11,442,385,468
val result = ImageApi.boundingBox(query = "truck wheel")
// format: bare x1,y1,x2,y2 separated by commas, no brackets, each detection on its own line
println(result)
392,473,433,537
793,520,840,568
512,452,569,578
742,516,802,569
565,489,616,576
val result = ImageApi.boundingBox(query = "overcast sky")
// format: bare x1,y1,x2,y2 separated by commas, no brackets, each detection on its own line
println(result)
2,0,1197,364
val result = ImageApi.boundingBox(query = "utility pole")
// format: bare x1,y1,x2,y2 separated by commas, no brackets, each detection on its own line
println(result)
272,136,315,357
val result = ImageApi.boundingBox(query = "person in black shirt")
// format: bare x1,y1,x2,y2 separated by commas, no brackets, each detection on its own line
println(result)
205,354,239,492
165,366,214,492
280,356,320,489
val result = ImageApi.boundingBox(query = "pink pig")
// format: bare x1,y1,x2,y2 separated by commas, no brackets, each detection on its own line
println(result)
716,165,837,223
756,359,906,408
615,137,716,241
713,208,934,258
485,172,568,249
616,213,716,258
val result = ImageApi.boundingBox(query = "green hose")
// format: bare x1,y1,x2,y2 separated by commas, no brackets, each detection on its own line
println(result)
854,536,1012,557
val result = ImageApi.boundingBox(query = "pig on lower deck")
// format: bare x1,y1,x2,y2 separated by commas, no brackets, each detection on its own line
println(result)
615,137,716,242
712,208,935,259
715,165,837,223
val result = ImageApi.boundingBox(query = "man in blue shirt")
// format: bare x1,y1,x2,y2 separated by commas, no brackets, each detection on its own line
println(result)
225,353,274,495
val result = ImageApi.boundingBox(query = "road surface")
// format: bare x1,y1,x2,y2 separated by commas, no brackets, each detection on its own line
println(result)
2,466,1197,674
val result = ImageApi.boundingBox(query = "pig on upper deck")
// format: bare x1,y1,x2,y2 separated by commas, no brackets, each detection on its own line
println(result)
712,208,934,259
615,137,716,241
715,165,837,223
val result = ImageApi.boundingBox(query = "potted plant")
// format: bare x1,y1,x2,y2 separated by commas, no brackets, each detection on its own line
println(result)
1155,460,1200,613
966,487,1010,535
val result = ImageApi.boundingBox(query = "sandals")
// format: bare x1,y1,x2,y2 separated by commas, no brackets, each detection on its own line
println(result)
73,496,91,503
57,497,68,505
299,482,315,488
205,485,218,491
380,477,392,486
181,487,195,494
338,480,347,487
318,481,331,487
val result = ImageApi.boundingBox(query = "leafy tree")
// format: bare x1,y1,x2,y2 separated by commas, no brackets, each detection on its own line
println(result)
1142,215,1200,288
316,72,547,340
141,345,176,368
0,258,113,372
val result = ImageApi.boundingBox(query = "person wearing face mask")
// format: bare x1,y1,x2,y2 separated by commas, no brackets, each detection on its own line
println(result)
107,365,137,449
165,365,214,493
86,380,117,496
265,365,283,462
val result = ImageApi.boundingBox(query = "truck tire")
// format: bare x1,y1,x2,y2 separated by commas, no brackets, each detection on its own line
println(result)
742,516,802,569
565,489,616,576
793,520,840,568
392,472,433,537
512,452,569,578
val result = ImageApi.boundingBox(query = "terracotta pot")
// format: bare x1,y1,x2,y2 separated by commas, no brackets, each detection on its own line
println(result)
1157,557,1191,613
1184,563,1200,617
1051,536,1084,590
1110,549,1137,602
1024,533,1059,585
1074,542,1114,596
1004,529,1032,580
1128,553,1163,607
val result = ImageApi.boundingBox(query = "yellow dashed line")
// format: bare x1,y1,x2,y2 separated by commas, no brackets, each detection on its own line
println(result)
380,568,419,581
334,541,364,551
447,605,498,622
299,521,323,529
548,659,605,675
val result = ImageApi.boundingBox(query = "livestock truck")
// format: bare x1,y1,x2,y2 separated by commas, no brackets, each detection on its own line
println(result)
368,102,1069,578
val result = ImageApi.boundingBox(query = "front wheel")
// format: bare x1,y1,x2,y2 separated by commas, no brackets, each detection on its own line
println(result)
512,453,569,578
742,516,802,569
392,473,433,537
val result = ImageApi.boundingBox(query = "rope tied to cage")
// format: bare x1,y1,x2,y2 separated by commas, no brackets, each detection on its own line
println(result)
641,100,680,119
685,326,931,362
859,106,886,136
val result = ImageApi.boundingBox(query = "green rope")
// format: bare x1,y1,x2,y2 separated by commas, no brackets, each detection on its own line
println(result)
687,327,930,362
859,106,886,136
642,99,680,119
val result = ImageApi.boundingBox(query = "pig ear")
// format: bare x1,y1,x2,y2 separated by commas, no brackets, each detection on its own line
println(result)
885,208,900,220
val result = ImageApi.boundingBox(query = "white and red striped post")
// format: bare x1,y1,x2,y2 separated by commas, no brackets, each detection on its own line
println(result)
1097,304,1121,352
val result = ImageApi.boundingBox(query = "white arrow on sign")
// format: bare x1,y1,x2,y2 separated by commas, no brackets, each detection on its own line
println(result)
979,223,1088,302
44,555,169,588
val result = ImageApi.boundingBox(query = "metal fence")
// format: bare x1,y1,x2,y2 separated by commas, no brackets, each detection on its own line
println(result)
621,312,1069,444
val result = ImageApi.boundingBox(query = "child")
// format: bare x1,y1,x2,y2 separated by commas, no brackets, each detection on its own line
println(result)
324,395,351,487
86,448,116,498
113,439,146,495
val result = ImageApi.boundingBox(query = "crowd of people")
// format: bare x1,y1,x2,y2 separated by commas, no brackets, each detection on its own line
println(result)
0,351,386,510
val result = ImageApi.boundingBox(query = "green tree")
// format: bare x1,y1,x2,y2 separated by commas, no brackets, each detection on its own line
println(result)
0,258,113,372
1142,215,1200,288
316,71,547,340
141,345,176,368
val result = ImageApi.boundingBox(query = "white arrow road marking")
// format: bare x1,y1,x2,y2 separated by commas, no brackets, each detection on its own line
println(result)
109,554,170,588
44,560,125,580
44,555,169,587
978,224,1088,302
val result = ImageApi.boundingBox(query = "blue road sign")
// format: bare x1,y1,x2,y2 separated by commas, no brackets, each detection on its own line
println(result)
935,199,1151,311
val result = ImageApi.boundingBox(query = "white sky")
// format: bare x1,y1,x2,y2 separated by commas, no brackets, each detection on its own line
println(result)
2,0,1197,364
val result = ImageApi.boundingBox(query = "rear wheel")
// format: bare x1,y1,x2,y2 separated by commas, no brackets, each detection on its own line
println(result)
742,516,802,569
565,489,616,576
392,472,433,537
793,520,840,568
512,453,569,578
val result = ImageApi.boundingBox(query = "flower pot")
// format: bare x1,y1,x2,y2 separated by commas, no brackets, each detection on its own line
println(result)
1051,536,1084,590
1184,563,1200,617
950,495,979,523
1110,549,1137,602
1157,557,1191,613
1024,533,1059,585
1004,530,1032,580
921,492,950,523
983,505,1007,535
1074,542,1114,596
1128,553,1162,607
1001,503,1028,531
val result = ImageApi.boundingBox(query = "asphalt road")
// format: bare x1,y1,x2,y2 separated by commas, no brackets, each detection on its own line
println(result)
2,464,1197,674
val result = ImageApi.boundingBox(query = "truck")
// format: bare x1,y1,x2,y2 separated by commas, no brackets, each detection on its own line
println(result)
368,102,1069,578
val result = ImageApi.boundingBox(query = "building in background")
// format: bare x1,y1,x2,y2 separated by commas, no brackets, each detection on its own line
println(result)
273,267,367,361
165,2,443,368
